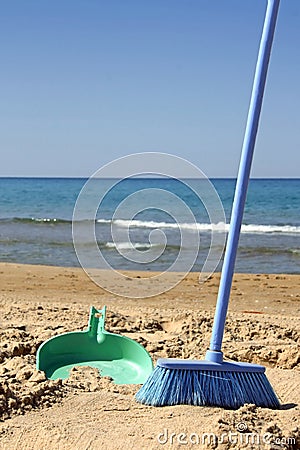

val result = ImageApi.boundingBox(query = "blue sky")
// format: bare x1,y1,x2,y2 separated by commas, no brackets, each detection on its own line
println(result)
0,0,299,178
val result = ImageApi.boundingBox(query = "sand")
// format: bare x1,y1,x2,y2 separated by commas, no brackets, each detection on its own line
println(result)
0,262,299,449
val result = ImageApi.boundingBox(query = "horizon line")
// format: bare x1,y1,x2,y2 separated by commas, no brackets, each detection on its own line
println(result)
0,176,299,180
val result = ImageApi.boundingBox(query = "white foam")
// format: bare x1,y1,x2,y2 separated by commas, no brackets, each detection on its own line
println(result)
97,219,300,235
241,224,300,234
105,242,152,250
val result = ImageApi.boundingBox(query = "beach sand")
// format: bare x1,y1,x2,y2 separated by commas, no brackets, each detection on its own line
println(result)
0,262,299,449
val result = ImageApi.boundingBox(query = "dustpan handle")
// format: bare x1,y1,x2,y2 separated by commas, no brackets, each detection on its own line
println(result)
88,305,106,337
208,0,280,358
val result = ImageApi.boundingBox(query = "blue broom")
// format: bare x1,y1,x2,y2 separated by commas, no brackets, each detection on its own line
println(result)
136,0,281,409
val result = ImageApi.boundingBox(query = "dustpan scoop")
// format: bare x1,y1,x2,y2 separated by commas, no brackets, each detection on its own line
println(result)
36,306,153,384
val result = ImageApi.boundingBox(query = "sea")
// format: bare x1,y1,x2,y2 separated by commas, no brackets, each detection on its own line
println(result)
0,177,299,274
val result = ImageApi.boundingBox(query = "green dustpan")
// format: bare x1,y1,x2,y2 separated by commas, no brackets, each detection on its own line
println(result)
36,306,153,384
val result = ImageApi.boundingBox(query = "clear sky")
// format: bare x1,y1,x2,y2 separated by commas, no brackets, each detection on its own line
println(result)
0,0,299,178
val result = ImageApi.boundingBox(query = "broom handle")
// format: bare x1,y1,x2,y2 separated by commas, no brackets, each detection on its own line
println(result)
208,0,280,357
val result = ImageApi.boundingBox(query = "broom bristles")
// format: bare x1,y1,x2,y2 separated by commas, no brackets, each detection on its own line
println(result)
135,366,280,409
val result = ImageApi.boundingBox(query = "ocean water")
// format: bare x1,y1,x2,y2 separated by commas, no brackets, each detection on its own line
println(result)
0,177,299,274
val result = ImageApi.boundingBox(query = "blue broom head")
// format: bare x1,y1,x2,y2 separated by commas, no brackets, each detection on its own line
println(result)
135,358,280,409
